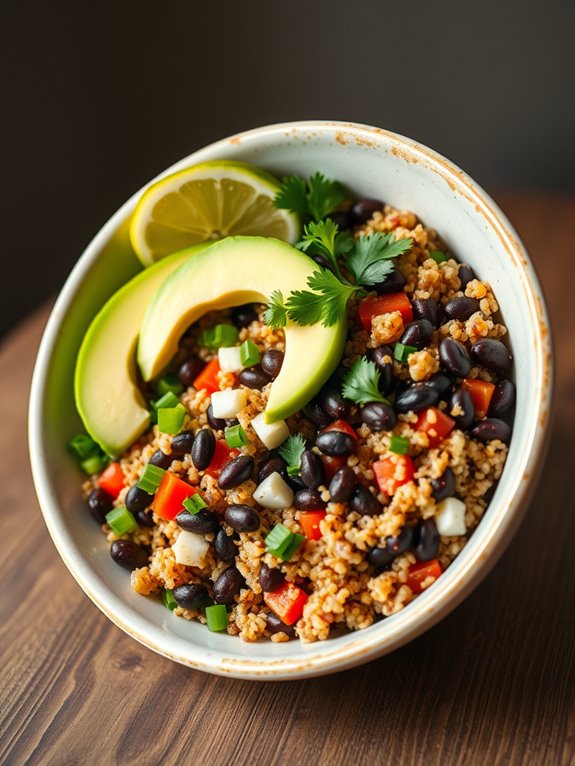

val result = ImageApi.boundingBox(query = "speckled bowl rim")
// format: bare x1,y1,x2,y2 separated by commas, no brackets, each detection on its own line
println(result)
29,121,553,680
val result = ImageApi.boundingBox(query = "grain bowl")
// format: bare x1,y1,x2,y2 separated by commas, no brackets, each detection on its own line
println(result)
29,121,552,679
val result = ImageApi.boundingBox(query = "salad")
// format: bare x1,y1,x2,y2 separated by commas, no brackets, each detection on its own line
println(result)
69,161,514,642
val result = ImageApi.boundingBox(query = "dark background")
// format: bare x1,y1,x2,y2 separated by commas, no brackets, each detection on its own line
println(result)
1,0,574,339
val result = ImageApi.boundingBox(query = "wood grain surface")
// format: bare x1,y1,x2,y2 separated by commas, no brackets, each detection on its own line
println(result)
1,193,573,766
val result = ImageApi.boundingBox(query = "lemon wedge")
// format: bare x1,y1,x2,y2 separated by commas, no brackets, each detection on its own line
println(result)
130,160,300,265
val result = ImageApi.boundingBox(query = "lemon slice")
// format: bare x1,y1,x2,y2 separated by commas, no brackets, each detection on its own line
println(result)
130,160,300,265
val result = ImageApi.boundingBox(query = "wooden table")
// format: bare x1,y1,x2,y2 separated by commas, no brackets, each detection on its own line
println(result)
1,194,573,766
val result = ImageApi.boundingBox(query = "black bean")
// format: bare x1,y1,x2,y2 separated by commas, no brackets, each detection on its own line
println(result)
238,367,271,390
351,198,384,224
266,613,296,637
394,383,439,414
257,455,287,484
374,268,406,295
327,210,352,230
259,563,284,592
218,456,254,489
400,319,434,350
214,527,237,562
171,429,195,456
295,488,326,511
370,345,395,393
175,509,219,534
444,296,481,321
431,467,456,502
316,430,356,457
387,525,414,556
412,297,440,328
178,357,205,388
213,566,244,604
299,450,325,489
470,418,511,444
471,338,513,374
191,428,216,470
489,380,516,418
136,509,155,528
449,387,475,429
319,387,350,419
260,349,284,379
125,485,154,514
172,583,211,609
458,264,476,290
149,449,173,469
413,519,439,562
425,373,452,398
329,467,356,502
439,338,471,378
287,474,307,492
232,304,258,328
350,485,380,516
206,403,226,431
110,540,149,571
360,402,397,432
224,504,260,532
87,487,113,524
303,398,332,427
366,546,395,568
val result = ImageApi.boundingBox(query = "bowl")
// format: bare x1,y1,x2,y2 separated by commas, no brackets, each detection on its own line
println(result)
29,121,553,680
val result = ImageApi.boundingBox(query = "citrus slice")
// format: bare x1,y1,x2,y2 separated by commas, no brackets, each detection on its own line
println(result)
130,160,300,265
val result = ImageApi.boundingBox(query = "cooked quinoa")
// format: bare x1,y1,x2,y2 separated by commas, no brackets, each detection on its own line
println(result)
82,202,513,643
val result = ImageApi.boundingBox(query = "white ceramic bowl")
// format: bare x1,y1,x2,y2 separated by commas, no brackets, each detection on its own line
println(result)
29,121,552,680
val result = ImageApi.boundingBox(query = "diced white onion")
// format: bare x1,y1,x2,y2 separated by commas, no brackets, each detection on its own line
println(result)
253,471,294,510
435,497,467,537
210,388,248,419
172,530,210,567
218,346,244,372
251,412,289,449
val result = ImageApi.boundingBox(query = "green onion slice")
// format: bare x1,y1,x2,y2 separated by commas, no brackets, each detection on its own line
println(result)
157,373,184,397
240,339,260,367
225,424,248,448
105,506,138,535
158,404,186,435
162,588,178,611
394,343,417,363
182,494,207,514
206,604,228,631
389,434,409,455
137,464,165,494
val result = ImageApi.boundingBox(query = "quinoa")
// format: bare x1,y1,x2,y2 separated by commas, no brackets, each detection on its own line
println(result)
84,201,512,643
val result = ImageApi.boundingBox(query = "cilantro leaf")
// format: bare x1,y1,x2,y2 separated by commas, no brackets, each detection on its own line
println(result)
341,357,390,405
273,176,308,214
263,290,288,329
277,434,306,476
286,270,357,327
297,218,354,268
273,172,347,221
344,232,413,286
306,172,347,221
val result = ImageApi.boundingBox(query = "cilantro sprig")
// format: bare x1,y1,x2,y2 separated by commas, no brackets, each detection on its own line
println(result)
277,434,307,477
264,216,413,329
274,172,346,222
341,357,390,405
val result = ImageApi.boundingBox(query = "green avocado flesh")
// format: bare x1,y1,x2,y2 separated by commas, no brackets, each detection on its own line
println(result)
74,245,208,456
138,236,347,423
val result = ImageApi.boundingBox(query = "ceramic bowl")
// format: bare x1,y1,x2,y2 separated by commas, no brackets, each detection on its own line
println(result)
29,121,552,680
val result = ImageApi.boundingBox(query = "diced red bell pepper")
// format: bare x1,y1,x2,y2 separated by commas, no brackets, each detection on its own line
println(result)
322,419,358,441
406,559,442,594
322,455,347,481
373,454,415,496
462,378,495,419
299,511,326,541
192,357,221,394
415,407,455,448
204,441,240,478
264,581,308,626
153,471,198,520
98,462,125,499
358,292,413,331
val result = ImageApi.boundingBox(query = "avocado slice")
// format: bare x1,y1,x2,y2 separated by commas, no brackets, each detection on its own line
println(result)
138,236,347,423
75,245,209,456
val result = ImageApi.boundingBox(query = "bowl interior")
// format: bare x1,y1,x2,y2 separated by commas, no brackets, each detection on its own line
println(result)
30,122,551,679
